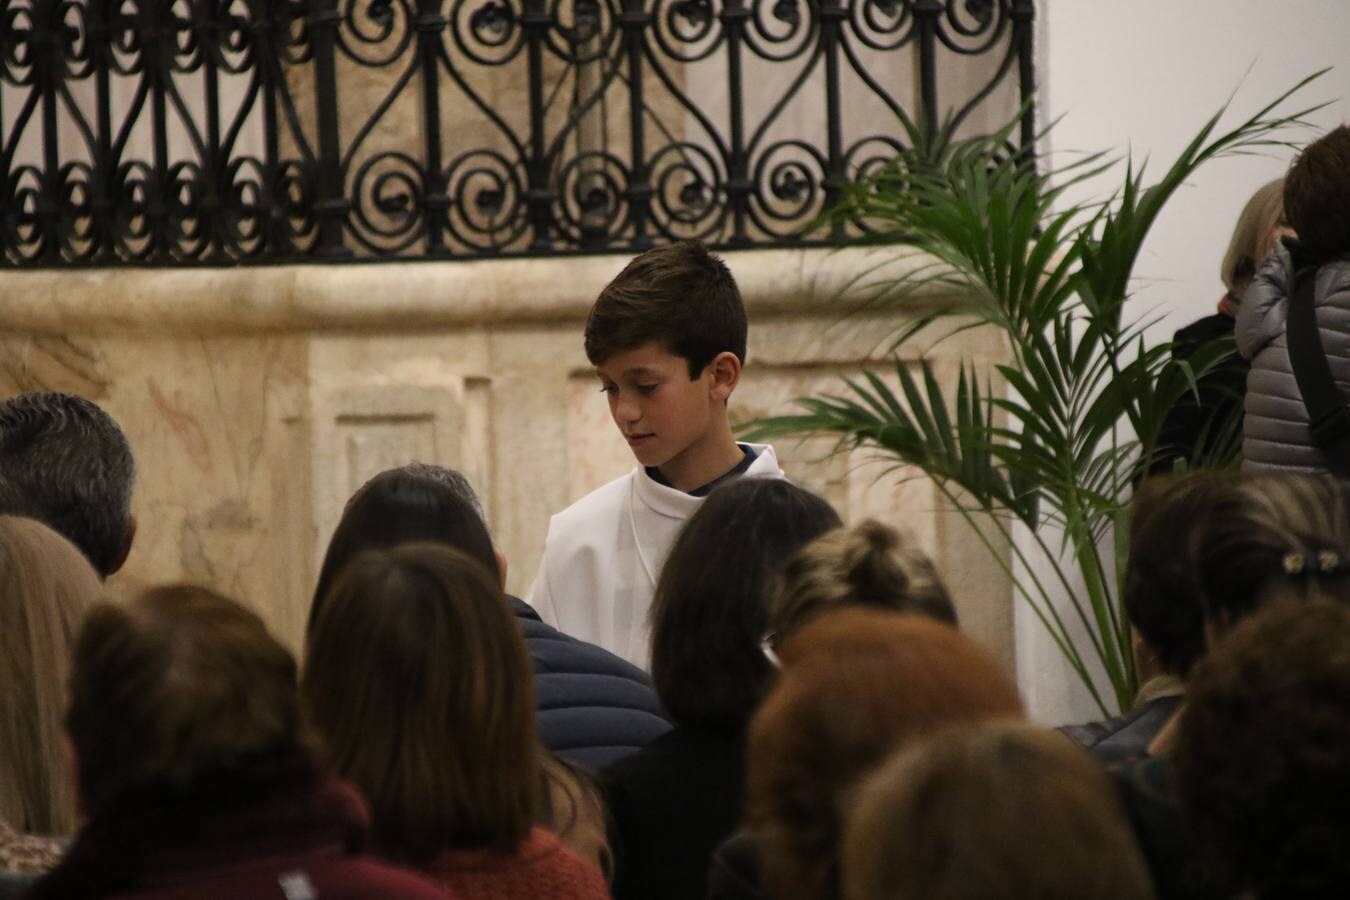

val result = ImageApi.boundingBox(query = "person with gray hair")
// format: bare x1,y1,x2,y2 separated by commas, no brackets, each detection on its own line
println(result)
0,393,136,579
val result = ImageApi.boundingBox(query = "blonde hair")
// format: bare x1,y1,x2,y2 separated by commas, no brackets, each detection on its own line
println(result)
0,516,102,835
771,519,956,647
844,722,1155,900
1220,178,1285,297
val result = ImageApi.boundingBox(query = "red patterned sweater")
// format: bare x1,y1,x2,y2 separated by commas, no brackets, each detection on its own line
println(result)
428,827,610,900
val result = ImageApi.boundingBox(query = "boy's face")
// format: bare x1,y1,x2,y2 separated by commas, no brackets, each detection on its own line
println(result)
595,341,724,471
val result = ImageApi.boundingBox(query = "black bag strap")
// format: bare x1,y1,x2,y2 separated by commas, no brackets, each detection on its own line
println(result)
1286,264,1350,475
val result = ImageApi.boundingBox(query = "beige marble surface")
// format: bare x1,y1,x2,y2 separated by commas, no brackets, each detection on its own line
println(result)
0,248,1013,668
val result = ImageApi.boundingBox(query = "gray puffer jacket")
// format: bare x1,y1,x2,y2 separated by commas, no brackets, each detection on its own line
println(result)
1237,243,1350,473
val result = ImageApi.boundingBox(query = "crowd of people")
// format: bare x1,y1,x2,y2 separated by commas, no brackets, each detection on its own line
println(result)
1,124,1349,900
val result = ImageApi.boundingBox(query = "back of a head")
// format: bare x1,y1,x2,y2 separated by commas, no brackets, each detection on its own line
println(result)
1175,599,1350,898
304,542,537,865
584,240,747,377
1124,473,1234,678
649,478,841,730
844,722,1155,900
66,585,300,814
309,464,496,630
772,519,956,647
748,608,1023,900
0,392,135,578
1195,474,1350,630
1284,125,1350,260
1221,178,1285,297
0,516,102,835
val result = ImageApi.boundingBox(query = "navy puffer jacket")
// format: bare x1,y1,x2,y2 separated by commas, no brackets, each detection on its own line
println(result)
509,597,671,769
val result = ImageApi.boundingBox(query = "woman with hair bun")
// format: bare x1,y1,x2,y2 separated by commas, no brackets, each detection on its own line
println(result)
769,518,956,650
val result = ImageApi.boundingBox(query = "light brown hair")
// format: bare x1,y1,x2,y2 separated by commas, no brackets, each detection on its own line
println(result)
770,519,956,647
584,240,747,377
747,609,1023,900
0,516,101,835
844,722,1155,900
1220,178,1285,297
66,585,301,812
303,543,537,865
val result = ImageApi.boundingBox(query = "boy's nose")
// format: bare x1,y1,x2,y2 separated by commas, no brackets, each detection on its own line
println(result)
614,395,641,425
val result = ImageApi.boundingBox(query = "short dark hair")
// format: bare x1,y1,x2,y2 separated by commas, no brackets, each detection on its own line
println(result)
1284,125,1350,259
1175,599,1350,898
1123,473,1233,677
304,543,538,863
649,478,841,730
67,585,301,812
584,240,747,378
0,392,135,577
309,464,496,632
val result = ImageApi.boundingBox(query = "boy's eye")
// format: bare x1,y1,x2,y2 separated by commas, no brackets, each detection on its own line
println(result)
599,384,619,396
637,384,659,396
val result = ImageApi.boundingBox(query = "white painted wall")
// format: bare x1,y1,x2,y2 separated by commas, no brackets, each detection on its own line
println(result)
1017,0,1350,724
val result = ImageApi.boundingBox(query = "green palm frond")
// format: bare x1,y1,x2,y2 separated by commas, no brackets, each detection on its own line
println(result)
746,74,1327,714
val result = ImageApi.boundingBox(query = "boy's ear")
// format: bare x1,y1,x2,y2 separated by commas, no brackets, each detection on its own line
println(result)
707,351,741,402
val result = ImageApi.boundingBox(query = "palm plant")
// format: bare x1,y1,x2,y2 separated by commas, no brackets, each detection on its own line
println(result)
745,75,1327,715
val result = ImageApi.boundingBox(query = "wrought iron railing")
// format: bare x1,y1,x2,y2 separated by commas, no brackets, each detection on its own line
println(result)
0,0,1033,265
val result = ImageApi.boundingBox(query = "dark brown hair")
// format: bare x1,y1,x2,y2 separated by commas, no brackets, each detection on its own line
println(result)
309,464,496,632
747,609,1023,900
584,240,747,377
1175,600,1350,898
649,478,841,730
1195,473,1350,629
1284,125,1350,259
303,543,537,864
844,723,1154,900
66,585,301,812
1123,473,1234,677
771,519,956,647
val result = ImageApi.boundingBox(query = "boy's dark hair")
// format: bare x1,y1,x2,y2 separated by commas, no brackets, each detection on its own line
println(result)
584,240,747,378
1284,125,1350,259
649,478,841,730
0,392,135,578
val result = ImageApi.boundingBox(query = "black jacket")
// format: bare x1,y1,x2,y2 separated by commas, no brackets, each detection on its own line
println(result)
509,597,671,769
1060,694,1185,767
602,726,747,900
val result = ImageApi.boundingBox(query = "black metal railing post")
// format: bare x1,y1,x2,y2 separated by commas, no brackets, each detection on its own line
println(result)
523,0,553,251
722,0,750,247
820,0,846,238
33,0,63,262
913,0,942,136
620,0,651,249
416,0,449,254
1011,0,1037,161
254,0,289,257
197,0,227,261
88,0,117,262
307,0,350,258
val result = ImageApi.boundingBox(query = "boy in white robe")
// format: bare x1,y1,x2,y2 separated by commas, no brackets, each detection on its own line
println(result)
527,241,785,668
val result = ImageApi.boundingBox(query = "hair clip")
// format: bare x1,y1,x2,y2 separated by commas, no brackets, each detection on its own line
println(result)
1319,550,1342,574
1283,552,1306,576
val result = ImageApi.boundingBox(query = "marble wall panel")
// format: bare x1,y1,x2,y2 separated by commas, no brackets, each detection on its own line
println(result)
0,331,309,648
